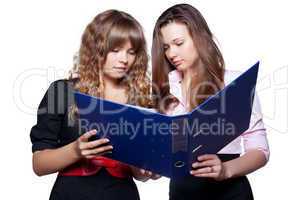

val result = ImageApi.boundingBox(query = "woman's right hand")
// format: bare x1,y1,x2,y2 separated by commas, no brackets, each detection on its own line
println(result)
74,129,113,159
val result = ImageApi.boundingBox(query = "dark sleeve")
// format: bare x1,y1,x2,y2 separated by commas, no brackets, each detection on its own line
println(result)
30,80,69,152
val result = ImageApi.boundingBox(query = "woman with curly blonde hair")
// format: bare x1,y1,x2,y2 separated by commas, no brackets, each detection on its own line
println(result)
30,9,154,200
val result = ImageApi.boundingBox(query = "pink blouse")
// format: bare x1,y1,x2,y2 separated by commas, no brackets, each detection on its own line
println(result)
166,69,270,161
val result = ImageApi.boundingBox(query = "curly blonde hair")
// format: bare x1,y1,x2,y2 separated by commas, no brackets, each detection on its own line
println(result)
68,10,152,120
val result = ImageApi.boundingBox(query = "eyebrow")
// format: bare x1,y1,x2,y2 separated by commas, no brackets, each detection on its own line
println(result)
172,37,184,42
163,37,184,45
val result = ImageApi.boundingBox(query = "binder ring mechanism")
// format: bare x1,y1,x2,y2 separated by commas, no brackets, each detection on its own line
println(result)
174,161,185,168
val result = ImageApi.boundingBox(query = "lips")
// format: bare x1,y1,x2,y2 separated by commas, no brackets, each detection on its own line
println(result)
113,66,128,71
172,60,183,67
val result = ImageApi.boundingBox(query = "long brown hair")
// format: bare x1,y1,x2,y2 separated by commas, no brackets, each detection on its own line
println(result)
152,4,225,113
69,10,151,119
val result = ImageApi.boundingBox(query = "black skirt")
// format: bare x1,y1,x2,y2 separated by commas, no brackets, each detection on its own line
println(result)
49,168,140,200
169,154,254,200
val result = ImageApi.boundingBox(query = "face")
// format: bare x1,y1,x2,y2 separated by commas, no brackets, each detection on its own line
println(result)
102,40,136,80
160,22,199,72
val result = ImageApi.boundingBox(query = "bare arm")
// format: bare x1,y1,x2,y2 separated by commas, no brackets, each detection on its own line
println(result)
191,150,267,181
33,141,80,176
32,130,113,176
222,149,267,179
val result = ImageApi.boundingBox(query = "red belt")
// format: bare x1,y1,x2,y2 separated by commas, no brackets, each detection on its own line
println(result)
59,157,132,178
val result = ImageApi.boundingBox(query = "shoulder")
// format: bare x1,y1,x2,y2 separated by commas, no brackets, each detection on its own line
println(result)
39,79,77,114
49,79,76,89
46,79,78,96
224,69,243,86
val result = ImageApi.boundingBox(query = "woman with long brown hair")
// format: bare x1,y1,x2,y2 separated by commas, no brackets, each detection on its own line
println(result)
30,9,155,200
152,4,269,200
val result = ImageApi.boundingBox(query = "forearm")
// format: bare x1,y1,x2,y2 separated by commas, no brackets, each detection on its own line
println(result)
32,141,81,176
223,149,267,179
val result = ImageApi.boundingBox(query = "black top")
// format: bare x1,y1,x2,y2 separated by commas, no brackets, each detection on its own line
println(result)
30,79,81,152
169,154,253,200
30,79,140,200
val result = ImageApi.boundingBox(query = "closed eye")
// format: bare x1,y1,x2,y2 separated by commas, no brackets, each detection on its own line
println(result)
163,45,169,51
128,49,136,55
176,42,183,46
112,48,120,53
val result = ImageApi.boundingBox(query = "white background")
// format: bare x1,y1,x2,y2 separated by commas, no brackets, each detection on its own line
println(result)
0,0,298,199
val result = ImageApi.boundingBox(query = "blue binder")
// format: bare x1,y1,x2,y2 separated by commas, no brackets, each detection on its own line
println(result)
74,62,259,178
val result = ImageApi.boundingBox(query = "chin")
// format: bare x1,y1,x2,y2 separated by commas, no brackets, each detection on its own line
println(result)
103,72,127,81
112,73,128,80
175,65,188,72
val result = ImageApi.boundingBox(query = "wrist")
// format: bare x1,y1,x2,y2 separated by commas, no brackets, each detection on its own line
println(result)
69,141,82,161
222,162,233,180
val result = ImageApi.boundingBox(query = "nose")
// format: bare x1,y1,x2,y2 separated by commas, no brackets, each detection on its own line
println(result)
119,51,128,64
166,46,177,62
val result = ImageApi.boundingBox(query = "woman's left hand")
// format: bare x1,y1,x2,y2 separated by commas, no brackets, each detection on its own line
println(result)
190,154,228,181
